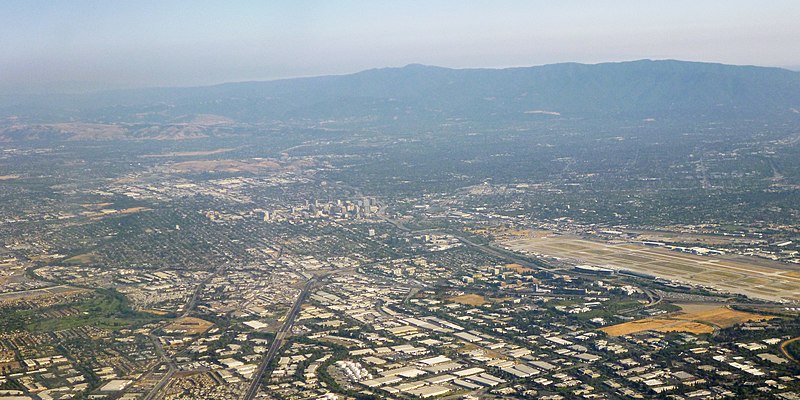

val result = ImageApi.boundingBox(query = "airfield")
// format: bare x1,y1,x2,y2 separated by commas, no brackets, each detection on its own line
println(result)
501,234,800,302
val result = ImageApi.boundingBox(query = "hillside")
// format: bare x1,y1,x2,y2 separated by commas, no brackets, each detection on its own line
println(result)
1,59,799,140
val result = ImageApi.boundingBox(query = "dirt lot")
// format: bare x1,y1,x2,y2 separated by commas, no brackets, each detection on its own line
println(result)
164,317,214,335
682,307,775,328
600,305,773,336
448,294,488,306
601,318,715,335
504,263,533,274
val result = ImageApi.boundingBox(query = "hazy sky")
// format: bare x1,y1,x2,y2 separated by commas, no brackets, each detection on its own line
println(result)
2,1,799,91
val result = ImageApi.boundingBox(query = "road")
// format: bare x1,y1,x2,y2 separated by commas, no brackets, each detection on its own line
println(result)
241,278,315,400
381,215,547,272
142,333,177,400
455,234,547,271
641,286,662,307
142,263,227,399
780,336,800,366
181,263,226,318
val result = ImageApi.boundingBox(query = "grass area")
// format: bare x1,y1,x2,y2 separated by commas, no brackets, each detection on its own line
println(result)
653,303,682,313
62,253,99,265
786,340,800,361
15,289,165,332
574,300,643,320
448,293,487,306
0,379,23,391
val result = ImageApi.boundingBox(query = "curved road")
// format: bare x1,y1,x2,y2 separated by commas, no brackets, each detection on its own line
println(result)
780,336,800,366
142,263,227,400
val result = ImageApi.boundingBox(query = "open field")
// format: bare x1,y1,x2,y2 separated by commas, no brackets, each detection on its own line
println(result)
3,289,161,332
448,293,488,306
673,303,720,314
141,147,236,158
80,202,114,209
601,318,714,335
467,227,551,240
0,285,88,304
64,253,99,265
682,307,775,328
164,317,213,335
600,305,773,336
502,234,800,302
166,159,280,174
504,263,533,274
630,230,756,246
140,309,171,316
118,207,150,214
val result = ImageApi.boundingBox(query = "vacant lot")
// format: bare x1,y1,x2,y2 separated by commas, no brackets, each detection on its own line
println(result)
601,319,714,335
504,263,533,274
448,293,488,306
684,307,774,328
63,253,99,265
601,306,773,336
165,317,214,335
118,207,150,214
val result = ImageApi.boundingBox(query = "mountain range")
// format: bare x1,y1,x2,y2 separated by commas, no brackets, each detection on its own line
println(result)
1,59,799,140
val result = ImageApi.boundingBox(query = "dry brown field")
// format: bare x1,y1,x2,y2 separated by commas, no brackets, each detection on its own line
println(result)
140,309,170,316
504,263,533,273
683,307,775,328
448,293,488,306
600,305,773,336
164,317,214,335
141,147,235,158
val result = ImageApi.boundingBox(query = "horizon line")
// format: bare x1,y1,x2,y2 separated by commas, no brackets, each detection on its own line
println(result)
2,58,798,96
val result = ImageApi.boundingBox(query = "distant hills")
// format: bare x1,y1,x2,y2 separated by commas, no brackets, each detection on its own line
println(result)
1,60,799,140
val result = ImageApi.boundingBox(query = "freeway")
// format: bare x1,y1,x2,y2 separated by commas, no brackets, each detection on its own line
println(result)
181,262,226,318
381,215,547,272
241,278,315,400
142,333,176,400
454,233,547,271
